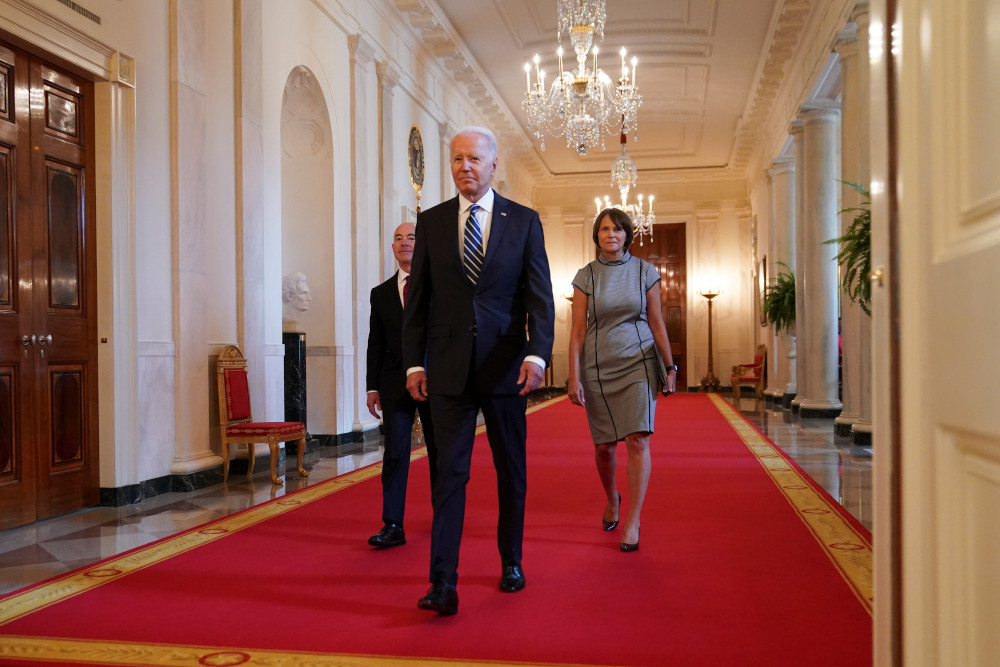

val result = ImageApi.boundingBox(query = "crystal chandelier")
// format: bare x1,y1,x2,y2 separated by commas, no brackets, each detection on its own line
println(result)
595,132,655,246
522,0,642,156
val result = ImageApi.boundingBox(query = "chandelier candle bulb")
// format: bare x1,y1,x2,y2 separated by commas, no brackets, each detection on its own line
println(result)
631,56,637,87
620,47,627,79
524,63,531,94
558,46,564,79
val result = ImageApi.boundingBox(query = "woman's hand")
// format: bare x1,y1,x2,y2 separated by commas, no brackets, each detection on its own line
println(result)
567,376,586,406
663,369,677,396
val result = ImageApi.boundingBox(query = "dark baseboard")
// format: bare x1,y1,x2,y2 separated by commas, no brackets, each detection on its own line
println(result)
98,430,375,508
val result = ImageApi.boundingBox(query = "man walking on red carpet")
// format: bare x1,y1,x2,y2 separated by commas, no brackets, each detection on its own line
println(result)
365,223,437,549
403,126,555,615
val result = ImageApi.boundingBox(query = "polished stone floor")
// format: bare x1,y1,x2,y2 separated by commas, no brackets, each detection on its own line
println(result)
0,391,871,597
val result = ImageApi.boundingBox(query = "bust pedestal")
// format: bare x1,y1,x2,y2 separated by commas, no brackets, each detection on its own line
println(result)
282,329,307,453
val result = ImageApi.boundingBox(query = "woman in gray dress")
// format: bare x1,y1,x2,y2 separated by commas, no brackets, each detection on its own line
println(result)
566,208,676,552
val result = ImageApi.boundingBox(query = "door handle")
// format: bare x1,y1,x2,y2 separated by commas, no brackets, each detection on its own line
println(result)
37,334,52,345
21,334,35,345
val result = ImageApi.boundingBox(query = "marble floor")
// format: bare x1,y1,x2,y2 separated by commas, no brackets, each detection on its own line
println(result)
0,391,872,598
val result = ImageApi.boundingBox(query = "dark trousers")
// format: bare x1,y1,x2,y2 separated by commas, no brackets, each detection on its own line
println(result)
380,393,436,525
427,380,528,587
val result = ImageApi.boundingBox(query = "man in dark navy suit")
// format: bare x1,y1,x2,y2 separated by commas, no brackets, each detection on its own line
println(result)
365,223,436,548
403,126,555,615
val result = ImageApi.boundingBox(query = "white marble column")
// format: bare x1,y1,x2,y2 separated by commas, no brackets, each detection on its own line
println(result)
768,157,796,405
798,103,843,418
377,61,401,278
848,3,873,446
170,0,220,474
349,35,379,434
234,0,267,420
834,16,866,437
790,120,805,410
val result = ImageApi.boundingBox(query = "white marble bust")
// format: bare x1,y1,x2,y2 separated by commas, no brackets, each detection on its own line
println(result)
282,272,312,331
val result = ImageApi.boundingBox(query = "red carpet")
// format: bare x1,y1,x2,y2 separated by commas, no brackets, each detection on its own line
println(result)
0,394,871,666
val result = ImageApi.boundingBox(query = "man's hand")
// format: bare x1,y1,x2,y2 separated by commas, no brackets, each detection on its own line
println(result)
366,392,382,419
407,370,429,401
517,361,544,396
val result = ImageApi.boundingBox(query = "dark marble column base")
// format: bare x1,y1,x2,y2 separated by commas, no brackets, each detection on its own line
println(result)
782,393,796,409
800,406,843,419
835,422,854,437
850,429,873,446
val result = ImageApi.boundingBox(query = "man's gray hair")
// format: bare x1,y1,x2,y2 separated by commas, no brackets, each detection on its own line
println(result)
453,126,498,159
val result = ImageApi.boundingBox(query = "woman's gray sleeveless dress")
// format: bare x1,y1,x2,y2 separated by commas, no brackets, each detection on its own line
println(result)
572,252,662,444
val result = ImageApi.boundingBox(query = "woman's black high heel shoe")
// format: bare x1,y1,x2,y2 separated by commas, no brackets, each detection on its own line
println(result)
602,492,621,531
621,528,639,552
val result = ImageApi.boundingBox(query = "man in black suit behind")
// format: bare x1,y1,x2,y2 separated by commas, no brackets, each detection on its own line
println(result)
403,126,555,615
366,223,436,548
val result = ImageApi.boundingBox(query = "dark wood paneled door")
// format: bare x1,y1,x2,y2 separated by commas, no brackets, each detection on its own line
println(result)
631,224,687,390
0,40,98,529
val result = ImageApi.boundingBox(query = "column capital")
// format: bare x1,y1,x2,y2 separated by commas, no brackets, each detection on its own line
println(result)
438,120,454,143
835,23,860,56
348,34,376,68
695,207,720,225
376,61,401,92
770,157,795,177
788,118,803,137
800,101,841,123
851,2,871,24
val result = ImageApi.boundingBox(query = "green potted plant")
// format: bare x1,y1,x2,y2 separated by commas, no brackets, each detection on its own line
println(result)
762,262,796,333
826,180,871,315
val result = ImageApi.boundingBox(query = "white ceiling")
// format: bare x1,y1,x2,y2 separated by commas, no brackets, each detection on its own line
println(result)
410,0,784,180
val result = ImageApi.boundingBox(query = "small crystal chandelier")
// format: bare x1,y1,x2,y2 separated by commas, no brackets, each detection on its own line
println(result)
522,0,642,156
595,131,655,246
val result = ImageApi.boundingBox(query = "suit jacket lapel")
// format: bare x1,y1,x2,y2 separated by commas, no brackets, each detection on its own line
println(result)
483,191,508,273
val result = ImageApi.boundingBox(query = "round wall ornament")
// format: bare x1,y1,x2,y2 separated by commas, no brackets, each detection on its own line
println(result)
408,126,424,210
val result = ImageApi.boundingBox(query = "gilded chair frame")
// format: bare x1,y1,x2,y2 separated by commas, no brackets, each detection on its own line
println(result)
731,344,767,401
216,345,309,485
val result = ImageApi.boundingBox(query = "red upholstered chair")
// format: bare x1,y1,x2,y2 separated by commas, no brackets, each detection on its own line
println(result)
216,345,308,485
731,344,767,401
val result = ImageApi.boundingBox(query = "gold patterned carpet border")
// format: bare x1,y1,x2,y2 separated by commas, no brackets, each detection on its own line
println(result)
707,393,873,615
0,635,597,667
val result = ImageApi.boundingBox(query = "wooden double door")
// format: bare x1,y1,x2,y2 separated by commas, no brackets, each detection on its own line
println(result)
0,40,99,530
631,223,687,390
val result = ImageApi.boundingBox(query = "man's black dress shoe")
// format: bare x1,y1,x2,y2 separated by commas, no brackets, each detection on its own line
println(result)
368,522,406,548
499,564,526,592
417,581,459,615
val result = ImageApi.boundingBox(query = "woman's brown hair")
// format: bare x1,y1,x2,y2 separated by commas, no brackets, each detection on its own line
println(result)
592,208,634,251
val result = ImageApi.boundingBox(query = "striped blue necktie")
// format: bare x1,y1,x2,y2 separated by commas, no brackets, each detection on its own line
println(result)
463,203,484,284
